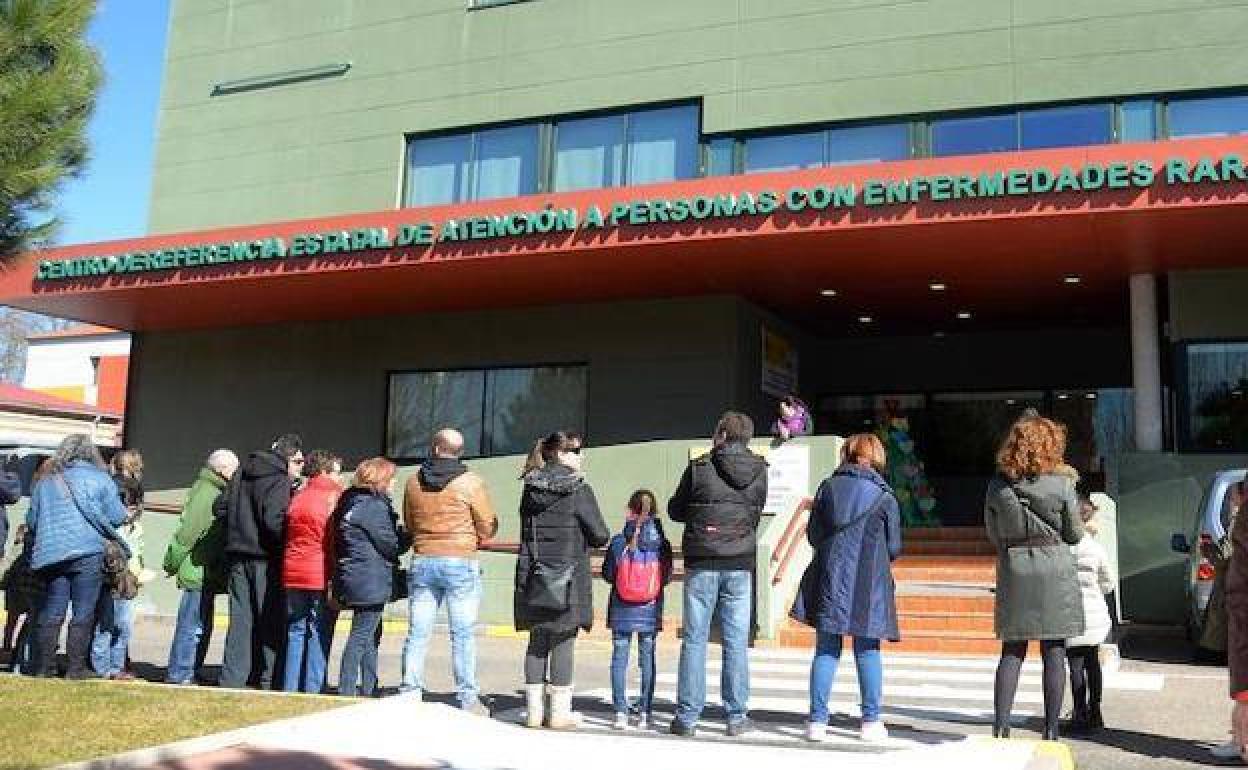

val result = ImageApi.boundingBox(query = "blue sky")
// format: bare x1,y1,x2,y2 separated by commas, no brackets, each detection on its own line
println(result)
56,0,170,246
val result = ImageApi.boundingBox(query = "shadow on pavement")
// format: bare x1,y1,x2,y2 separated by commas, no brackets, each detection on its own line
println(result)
1069,726,1234,767
144,746,457,770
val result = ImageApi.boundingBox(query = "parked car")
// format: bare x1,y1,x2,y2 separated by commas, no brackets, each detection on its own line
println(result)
1171,468,1248,642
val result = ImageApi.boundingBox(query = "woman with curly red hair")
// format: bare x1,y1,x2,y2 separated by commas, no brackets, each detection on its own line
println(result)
985,415,1084,741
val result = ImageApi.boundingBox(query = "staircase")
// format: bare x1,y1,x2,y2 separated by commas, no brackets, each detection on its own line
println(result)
779,526,1010,655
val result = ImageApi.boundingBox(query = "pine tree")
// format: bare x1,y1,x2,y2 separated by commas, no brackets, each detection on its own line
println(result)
0,0,100,262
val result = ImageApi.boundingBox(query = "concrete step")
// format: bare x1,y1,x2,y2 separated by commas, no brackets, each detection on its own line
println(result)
904,526,989,542
893,559,996,584
778,624,1018,656
899,611,995,633
905,539,996,556
896,592,996,614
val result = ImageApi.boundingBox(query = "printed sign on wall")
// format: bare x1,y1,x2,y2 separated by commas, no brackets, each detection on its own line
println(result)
762,326,798,398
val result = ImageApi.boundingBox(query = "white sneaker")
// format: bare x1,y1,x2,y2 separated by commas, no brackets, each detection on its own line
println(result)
636,713,650,730
1210,741,1242,759
860,721,889,743
613,712,629,730
805,722,827,743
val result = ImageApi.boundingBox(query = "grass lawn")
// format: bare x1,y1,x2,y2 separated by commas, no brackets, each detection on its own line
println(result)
0,676,343,769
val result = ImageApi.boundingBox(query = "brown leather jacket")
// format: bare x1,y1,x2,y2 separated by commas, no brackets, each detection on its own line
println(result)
403,463,498,558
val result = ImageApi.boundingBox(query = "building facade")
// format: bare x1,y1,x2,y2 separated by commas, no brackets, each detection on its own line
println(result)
23,324,130,415
4,0,1248,621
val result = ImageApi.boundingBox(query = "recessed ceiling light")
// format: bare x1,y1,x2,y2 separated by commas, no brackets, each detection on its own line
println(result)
956,311,972,320
1085,392,1097,400
1064,275,1082,285
929,281,947,291
858,315,873,324
1057,393,1070,400
933,331,946,338
820,289,838,297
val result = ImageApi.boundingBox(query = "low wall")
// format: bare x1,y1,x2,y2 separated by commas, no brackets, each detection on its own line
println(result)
4,435,846,639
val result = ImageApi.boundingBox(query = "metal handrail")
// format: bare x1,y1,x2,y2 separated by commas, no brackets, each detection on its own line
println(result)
770,498,813,587
770,496,813,565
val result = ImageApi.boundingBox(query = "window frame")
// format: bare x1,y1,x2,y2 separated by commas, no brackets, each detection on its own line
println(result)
382,362,590,463
467,0,534,9
1174,338,1248,453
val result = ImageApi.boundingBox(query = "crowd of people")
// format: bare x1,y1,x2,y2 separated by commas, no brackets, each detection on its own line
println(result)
0,405,1221,751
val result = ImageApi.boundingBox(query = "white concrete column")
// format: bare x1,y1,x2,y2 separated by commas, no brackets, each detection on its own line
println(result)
1130,273,1164,452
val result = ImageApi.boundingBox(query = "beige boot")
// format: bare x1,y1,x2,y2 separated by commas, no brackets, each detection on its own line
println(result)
524,684,546,728
545,685,581,730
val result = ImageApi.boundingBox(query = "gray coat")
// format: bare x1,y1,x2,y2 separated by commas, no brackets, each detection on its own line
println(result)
984,472,1085,642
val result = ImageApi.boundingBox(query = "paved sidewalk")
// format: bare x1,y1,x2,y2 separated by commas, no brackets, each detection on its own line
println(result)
61,696,1071,770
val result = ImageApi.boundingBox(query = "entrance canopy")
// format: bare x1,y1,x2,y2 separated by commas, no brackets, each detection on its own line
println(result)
4,136,1248,333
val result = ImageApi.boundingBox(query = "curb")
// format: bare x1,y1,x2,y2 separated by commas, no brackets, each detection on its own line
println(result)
970,736,1076,770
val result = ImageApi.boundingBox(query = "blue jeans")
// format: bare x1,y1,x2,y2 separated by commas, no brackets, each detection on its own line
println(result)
37,553,104,674
91,595,134,676
809,634,882,724
400,556,482,706
611,630,657,715
339,605,383,697
166,589,216,684
675,569,752,726
283,589,333,693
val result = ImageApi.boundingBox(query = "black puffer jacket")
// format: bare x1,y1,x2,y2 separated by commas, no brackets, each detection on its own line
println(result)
332,487,410,607
224,450,293,561
668,442,768,571
513,464,610,633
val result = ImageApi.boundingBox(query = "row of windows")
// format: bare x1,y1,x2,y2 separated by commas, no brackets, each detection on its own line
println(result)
403,93,1248,207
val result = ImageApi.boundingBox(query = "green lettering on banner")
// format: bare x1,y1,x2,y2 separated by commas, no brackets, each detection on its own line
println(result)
1132,161,1156,187
582,206,606,229
712,194,736,218
649,200,671,223
690,196,714,220
669,198,691,222
1006,170,1029,196
952,176,976,199
734,191,758,216
1222,155,1247,182
1191,157,1221,184
929,175,953,201
808,186,833,210
609,203,630,226
862,181,885,206
785,187,808,211
978,172,1005,197
1165,158,1191,184
1031,169,1054,195
1106,163,1131,190
1054,167,1080,193
629,202,648,225
440,220,461,242
757,190,780,214
1081,164,1106,192
884,180,910,205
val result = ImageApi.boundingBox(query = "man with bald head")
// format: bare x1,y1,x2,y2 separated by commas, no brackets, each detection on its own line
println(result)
400,427,498,713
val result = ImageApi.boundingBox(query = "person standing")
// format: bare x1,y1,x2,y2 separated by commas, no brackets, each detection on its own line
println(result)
220,433,304,689
282,450,344,693
91,450,149,680
791,433,901,743
601,489,673,730
333,457,408,697
514,431,610,730
985,416,1084,741
1065,497,1115,734
26,435,128,678
163,449,238,685
668,412,768,738
400,428,497,713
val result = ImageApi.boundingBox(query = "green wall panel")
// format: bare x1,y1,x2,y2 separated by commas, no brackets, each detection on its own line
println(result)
152,0,1248,233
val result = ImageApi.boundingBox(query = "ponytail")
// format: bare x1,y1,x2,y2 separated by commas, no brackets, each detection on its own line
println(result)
520,439,546,478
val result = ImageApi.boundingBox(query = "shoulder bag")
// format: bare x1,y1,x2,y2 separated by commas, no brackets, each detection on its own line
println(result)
523,513,575,612
59,475,138,600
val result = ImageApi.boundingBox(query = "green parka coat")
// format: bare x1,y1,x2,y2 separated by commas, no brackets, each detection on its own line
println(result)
163,467,228,592
984,472,1085,642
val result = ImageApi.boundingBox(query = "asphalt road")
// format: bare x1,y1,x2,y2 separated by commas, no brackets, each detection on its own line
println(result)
107,618,1237,769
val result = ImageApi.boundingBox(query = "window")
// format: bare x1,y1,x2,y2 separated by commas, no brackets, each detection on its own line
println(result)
404,125,540,206
386,365,588,459
1120,100,1157,142
469,0,533,8
705,137,735,177
827,123,910,165
1020,104,1113,150
744,131,823,174
552,105,698,191
1181,341,1248,451
1168,94,1248,138
930,113,1017,156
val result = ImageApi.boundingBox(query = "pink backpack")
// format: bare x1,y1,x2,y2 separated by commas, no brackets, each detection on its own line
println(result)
615,519,662,603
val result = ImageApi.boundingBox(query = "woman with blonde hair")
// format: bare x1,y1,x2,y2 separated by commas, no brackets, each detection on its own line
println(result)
985,416,1084,740
331,457,410,696
791,433,902,743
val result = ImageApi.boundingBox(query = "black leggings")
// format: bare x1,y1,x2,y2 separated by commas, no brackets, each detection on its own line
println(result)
994,640,1066,731
524,629,577,686
1066,645,1102,710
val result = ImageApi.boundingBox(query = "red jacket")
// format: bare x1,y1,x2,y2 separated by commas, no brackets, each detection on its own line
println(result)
283,475,343,590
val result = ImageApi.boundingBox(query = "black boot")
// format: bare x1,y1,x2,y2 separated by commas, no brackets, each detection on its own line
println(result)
64,624,97,680
1066,704,1090,735
1042,723,1061,742
32,623,61,678
1087,703,1104,730
992,721,1011,738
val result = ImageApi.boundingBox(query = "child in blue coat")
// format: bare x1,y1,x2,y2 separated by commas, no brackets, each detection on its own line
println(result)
601,489,673,730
